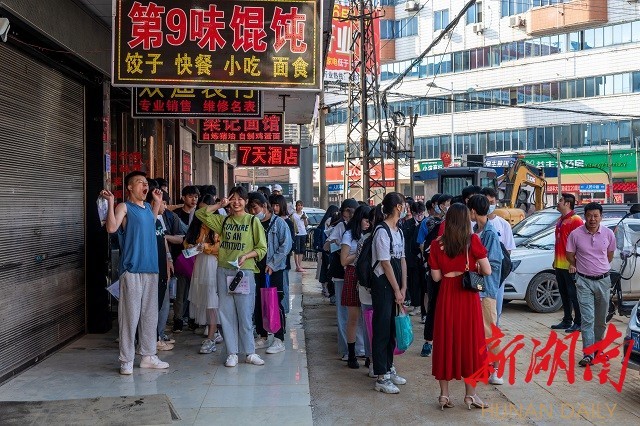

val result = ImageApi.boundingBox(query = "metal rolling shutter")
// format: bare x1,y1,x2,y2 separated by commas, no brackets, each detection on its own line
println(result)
0,43,85,380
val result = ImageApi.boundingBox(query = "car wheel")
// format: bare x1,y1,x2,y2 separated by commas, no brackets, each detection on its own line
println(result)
525,272,562,313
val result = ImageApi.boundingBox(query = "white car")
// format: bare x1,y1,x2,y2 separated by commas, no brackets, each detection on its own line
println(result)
623,303,640,371
503,218,640,313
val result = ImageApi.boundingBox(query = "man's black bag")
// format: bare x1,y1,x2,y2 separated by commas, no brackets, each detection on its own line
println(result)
499,242,513,286
356,223,393,289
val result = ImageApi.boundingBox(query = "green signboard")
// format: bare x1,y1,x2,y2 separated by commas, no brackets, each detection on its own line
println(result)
418,160,444,172
522,149,636,175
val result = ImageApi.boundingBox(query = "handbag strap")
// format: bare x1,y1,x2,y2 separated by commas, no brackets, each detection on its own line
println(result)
265,273,271,288
465,244,470,272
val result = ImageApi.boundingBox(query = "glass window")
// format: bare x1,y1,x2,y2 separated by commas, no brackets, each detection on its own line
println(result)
490,45,501,66
583,29,594,50
633,72,640,93
621,22,632,43
560,125,571,148
531,38,541,57
545,127,554,149
526,129,535,151
633,120,640,146
550,82,559,101
569,32,580,51
479,132,487,154
576,78,585,98
591,123,602,146
535,128,544,150
570,124,581,148
455,135,463,156
541,83,551,102
441,54,452,74
585,77,595,97
454,94,465,113
551,34,565,54
604,25,614,46
517,86,526,104
427,56,435,76
469,91,478,111
594,27,604,48
532,84,541,103
613,24,623,45
496,131,504,152
488,132,496,152
434,9,450,31
380,20,394,39
462,50,470,71
603,121,617,145
518,130,527,151
620,72,631,93
453,52,463,72
620,121,631,145
559,81,568,100
481,47,490,69
467,1,483,24
633,21,640,43
540,36,551,55
606,74,615,96
596,76,606,96
440,136,450,156
470,48,478,70
517,41,526,59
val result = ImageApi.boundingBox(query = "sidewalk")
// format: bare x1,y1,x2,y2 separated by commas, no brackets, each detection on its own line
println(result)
0,272,312,425
300,260,640,425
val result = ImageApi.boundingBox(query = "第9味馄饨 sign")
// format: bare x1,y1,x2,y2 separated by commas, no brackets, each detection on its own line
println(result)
113,0,321,90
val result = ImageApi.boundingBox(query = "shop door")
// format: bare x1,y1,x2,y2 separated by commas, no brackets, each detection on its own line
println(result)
0,44,85,381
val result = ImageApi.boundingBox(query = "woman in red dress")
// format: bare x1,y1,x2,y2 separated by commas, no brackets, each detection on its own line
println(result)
429,203,491,410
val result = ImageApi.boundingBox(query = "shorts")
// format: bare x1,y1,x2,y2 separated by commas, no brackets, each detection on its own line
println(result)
294,235,307,254
341,265,361,307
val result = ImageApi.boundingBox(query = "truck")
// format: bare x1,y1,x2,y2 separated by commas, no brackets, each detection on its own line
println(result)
436,159,547,225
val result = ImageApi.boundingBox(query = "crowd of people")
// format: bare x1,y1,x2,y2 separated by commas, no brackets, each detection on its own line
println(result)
101,172,616,411
314,186,518,407
102,174,302,373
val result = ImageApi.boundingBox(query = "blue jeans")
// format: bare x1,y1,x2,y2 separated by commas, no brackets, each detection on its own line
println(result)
496,284,505,326
157,279,171,338
282,270,290,314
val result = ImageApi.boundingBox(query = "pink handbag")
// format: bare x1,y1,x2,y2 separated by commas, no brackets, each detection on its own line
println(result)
363,306,405,355
173,253,195,277
260,274,281,334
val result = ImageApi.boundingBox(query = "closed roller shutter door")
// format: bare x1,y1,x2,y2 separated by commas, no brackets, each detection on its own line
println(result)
0,43,85,379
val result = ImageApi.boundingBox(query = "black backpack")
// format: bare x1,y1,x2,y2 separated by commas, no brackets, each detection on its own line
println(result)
499,242,513,286
356,223,393,289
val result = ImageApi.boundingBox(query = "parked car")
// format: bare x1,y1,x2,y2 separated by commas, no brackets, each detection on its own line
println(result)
623,303,640,371
302,207,326,231
512,204,636,247
503,217,640,313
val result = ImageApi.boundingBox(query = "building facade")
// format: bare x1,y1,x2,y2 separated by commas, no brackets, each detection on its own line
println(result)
318,0,640,204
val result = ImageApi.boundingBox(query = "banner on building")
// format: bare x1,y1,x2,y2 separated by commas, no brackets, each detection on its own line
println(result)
522,150,636,175
324,2,380,82
236,143,300,167
113,0,321,90
198,112,284,142
132,87,263,118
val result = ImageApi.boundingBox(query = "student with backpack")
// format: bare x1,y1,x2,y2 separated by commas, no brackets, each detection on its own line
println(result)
340,205,371,369
370,193,408,394
314,205,339,297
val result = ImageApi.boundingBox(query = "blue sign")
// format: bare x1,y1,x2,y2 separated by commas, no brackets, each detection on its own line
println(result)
579,184,606,192
328,183,344,193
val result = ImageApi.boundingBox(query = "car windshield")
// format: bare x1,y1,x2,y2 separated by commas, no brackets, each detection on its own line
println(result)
523,228,556,250
512,211,559,238
305,212,325,227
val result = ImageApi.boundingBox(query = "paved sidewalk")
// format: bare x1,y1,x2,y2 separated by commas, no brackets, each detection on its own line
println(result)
0,272,312,425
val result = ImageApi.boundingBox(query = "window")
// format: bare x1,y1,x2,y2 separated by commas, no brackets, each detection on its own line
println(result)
633,72,640,93
380,20,394,39
467,2,483,24
396,17,418,38
583,29,594,50
434,9,449,31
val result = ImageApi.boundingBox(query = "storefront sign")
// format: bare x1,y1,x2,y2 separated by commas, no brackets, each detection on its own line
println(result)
484,156,516,168
113,0,321,90
325,163,397,181
182,150,192,186
132,87,262,118
579,183,606,192
236,143,300,166
523,150,636,175
198,112,283,142
328,183,343,193
418,160,444,172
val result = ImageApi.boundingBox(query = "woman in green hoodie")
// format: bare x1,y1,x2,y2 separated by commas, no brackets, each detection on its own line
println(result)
196,186,267,367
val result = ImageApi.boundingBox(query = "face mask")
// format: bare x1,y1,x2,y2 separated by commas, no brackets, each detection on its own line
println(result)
400,209,407,219
256,211,266,220
434,205,441,215
488,205,496,214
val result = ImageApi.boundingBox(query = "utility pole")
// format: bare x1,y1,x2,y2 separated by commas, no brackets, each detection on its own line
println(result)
318,92,328,209
556,144,562,199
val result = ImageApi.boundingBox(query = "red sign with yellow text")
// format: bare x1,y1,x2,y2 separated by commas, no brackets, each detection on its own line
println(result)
113,0,321,90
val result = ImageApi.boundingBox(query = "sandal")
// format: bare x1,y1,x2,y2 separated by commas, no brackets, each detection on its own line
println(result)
464,394,488,410
438,395,454,410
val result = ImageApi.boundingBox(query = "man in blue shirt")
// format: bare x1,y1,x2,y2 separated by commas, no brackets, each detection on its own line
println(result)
102,171,170,375
468,195,503,385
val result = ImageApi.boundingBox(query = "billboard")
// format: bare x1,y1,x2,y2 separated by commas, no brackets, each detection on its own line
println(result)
198,112,284,142
236,143,300,166
113,0,321,90
132,87,262,118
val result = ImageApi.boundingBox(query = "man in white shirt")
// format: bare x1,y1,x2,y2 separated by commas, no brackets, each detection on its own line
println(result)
291,200,308,272
481,187,516,324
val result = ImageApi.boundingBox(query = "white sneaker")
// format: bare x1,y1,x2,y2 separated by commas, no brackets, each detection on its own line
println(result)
156,340,174,351
213,332,224,344
489,372,504,385
245,353,265,365
225,354,239,367
199,339,216,354
374,375,400,394
120,361,133,375
389,371,407,385
255,337,269,349
408,307,419,316
368,365,376,378
266,338,285,354
341,354,349,361
140,355,169,369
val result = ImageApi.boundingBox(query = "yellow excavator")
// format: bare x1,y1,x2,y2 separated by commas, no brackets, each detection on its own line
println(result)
435,158,547,226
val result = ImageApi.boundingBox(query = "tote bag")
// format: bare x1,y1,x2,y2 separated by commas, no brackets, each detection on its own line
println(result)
260,274,281,334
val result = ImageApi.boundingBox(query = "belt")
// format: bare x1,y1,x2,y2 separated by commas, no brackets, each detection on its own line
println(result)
576,272,610,280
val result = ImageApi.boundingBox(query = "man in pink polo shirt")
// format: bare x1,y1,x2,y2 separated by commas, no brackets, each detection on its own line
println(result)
565,202,616,367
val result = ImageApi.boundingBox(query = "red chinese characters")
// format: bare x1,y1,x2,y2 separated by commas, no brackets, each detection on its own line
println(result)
230,6,268,52
128,1,165,50
464,324,633,392
237,144,300,167
198,113,283,142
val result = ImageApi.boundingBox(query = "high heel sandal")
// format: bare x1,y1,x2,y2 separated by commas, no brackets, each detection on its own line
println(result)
464,394,488,410
438,395,454,410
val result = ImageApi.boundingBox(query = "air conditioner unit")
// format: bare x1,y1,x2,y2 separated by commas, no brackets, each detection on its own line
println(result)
472,23,484,34
405,0,420,11
509,15,525,28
